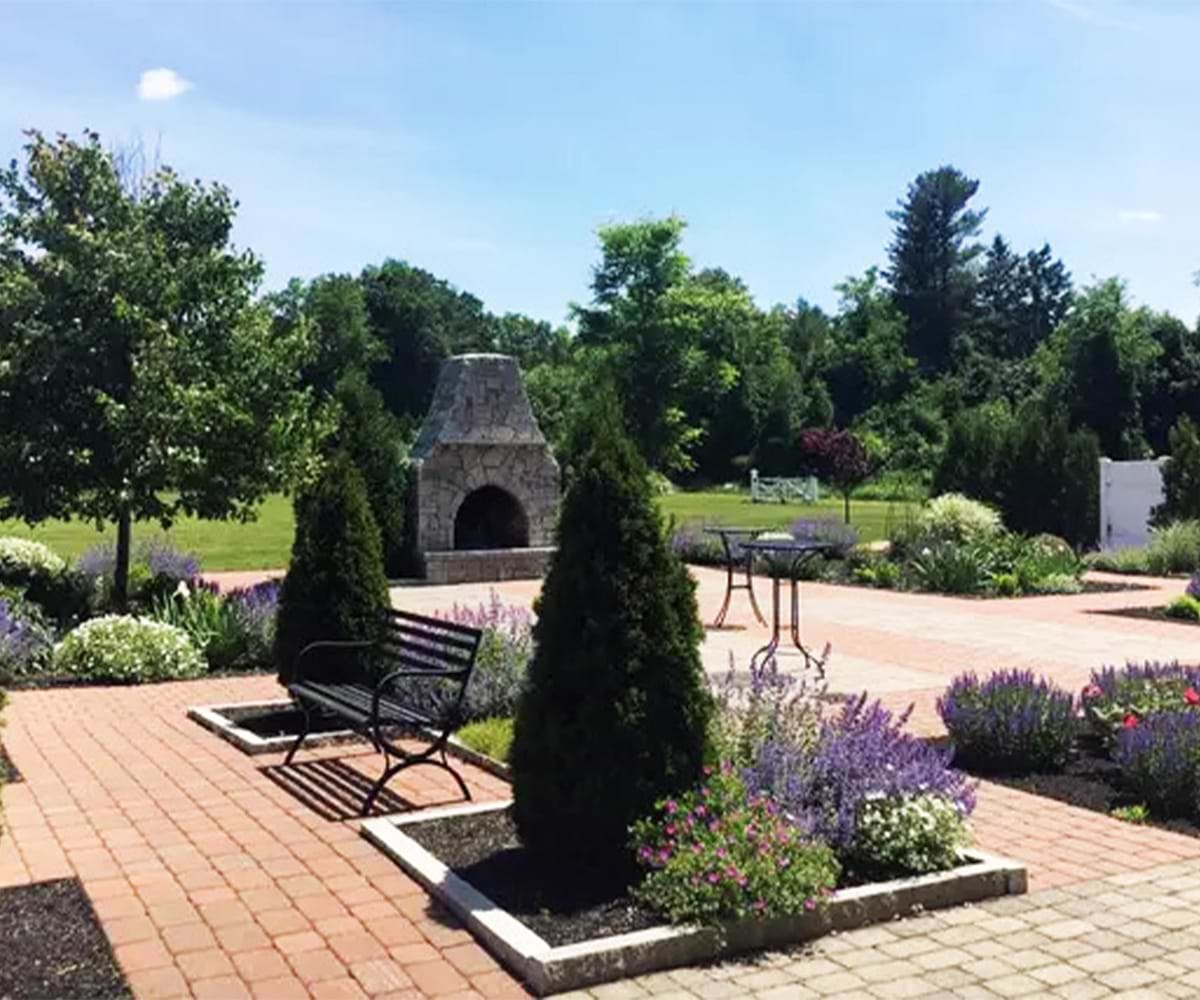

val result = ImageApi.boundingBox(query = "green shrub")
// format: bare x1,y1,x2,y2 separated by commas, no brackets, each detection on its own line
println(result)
910,542,991,595
993,573,1020,597
1152,415,1200,527
53,615,205,683
151,584,275,673
1165,596,1200,622
274,454,389,686
918,494,1002,544
455,717,514,763
511,394,712,862
0,537,92,625
0,538,66,579
1014,538,1082,592
333,373,409,577
1145,521,1200,575
1025,573,1083,596
1087,547,1150,575
630,768,839,924
851,793,969,876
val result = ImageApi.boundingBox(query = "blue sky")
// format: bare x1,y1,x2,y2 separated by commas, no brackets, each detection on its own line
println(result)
4,0,1198,326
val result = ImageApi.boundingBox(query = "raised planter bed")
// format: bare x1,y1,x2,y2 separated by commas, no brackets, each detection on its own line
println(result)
361,800,1027,996
188,700,512,779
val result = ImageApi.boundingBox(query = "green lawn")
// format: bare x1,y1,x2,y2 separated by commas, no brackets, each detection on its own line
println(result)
0,494,297,572
659,492,916,542
0,491,916,572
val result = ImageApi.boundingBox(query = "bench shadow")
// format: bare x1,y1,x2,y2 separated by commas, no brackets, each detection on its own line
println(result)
260,757,418,821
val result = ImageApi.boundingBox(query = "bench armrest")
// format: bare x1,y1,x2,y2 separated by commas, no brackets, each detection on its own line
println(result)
371,666,472,730
292,640,375,686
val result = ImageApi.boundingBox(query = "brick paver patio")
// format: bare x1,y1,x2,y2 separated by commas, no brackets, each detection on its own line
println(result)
1,568,1196,998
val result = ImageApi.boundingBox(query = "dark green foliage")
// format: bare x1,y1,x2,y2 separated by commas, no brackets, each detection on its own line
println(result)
361,260,495,430
333,374,408,576
886,166,986,374
934,402,1099,548
511,394,713,862
274,455,389,686
1153,416,1200,527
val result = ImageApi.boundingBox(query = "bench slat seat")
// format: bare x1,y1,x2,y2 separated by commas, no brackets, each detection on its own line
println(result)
283,608,484,815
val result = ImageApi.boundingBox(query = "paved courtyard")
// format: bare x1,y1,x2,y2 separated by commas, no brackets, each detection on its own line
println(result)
1,568,1197,998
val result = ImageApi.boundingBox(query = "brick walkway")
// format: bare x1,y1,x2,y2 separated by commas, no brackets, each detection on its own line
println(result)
1,570,1197,998
554,859,1200,998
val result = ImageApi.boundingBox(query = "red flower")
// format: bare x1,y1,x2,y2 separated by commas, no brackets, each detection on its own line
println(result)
1123,713,1139,729
1185,688,1200,706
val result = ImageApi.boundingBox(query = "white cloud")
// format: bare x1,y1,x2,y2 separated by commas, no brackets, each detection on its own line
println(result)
137,68,192,102
1046,0,1142,32
1117,209,1164,225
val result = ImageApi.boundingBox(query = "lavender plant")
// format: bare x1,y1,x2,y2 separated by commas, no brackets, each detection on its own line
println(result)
391,591,535,724
937,670,1076,772
789,517,859,556
1113,710,1200,818
0,593,54,681
1081,661,1200,742
77,536,201,610
746,695,975,854
710,653,825,766
669,524,725,567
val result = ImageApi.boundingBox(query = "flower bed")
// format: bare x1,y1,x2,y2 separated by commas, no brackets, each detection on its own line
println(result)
941,663,1200,836
363,801,1024,995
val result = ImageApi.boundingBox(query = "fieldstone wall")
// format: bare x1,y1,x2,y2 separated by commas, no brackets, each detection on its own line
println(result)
410,354,560,580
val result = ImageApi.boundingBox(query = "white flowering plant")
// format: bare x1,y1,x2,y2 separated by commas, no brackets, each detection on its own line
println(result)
851,792,969,876
918,494,1003,545
53,615,205,683
0,537,67,580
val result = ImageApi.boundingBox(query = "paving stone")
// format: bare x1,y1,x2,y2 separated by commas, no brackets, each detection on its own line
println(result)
987,972,1047,997
1095,966,1162,991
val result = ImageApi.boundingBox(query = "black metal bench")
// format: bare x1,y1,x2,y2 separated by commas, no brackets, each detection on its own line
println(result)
283,608,484,815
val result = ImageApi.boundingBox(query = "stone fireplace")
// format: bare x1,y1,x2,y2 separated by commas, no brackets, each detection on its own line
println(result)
410,354,560,584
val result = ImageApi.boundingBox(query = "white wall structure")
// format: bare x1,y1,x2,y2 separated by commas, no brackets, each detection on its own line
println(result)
1099,457,1167,550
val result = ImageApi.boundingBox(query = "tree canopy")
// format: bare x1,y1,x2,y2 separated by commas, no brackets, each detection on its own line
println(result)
0,130,325,602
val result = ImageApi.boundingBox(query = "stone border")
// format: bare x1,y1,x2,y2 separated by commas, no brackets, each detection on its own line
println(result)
187,700,360,756
187,701,513,780
361,801,1027,996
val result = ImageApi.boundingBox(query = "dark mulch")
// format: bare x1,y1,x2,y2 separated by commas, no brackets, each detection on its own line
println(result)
964,737,1200,839
222,704,357,739
0,878,131,999
1092,606,1199,628
0,743,21,784
403,807,660,947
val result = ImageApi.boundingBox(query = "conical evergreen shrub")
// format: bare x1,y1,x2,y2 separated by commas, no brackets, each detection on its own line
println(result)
274,453,390,686
511,393,712,862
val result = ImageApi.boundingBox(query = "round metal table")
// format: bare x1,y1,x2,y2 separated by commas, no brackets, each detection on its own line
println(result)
739,538,834,679
703,526,768,628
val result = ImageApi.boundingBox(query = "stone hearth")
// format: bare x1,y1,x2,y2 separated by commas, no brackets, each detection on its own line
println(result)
410,354,559,584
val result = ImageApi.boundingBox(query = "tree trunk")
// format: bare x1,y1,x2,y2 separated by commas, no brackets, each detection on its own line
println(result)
843,491,851,525
114,508,132,611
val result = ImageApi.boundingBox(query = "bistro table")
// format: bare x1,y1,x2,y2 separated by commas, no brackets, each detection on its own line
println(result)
739,537,834,679
704,526,768,628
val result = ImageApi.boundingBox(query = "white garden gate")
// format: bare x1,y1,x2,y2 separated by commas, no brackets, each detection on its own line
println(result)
1098,457,1167,550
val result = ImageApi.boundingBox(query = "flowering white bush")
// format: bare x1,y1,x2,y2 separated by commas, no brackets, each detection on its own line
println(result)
53,615,205,683
852,792,969,875
918,494,1002,544
0,537,66,578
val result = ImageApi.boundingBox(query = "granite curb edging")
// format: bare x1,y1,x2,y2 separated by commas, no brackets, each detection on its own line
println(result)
361,800,1028,996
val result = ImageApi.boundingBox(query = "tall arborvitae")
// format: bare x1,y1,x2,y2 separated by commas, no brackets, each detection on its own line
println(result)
511,392,712,862
274,453,389,686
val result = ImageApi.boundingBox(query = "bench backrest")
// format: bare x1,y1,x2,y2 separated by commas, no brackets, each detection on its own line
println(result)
379,608,483,678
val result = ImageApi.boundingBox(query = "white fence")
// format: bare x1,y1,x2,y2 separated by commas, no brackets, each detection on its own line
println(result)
1098,457,1166,550
749,469,819,504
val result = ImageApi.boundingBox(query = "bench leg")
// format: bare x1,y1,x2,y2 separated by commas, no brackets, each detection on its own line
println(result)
284,701,313,766
360,742,473,816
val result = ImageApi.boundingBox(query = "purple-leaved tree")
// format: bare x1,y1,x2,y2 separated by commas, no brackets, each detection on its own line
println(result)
798,428,875,524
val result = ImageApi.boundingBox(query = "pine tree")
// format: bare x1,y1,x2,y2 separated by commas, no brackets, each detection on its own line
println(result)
274,454,390,686
1152,416,1200,526
886,166,986,375
511,393,712,862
